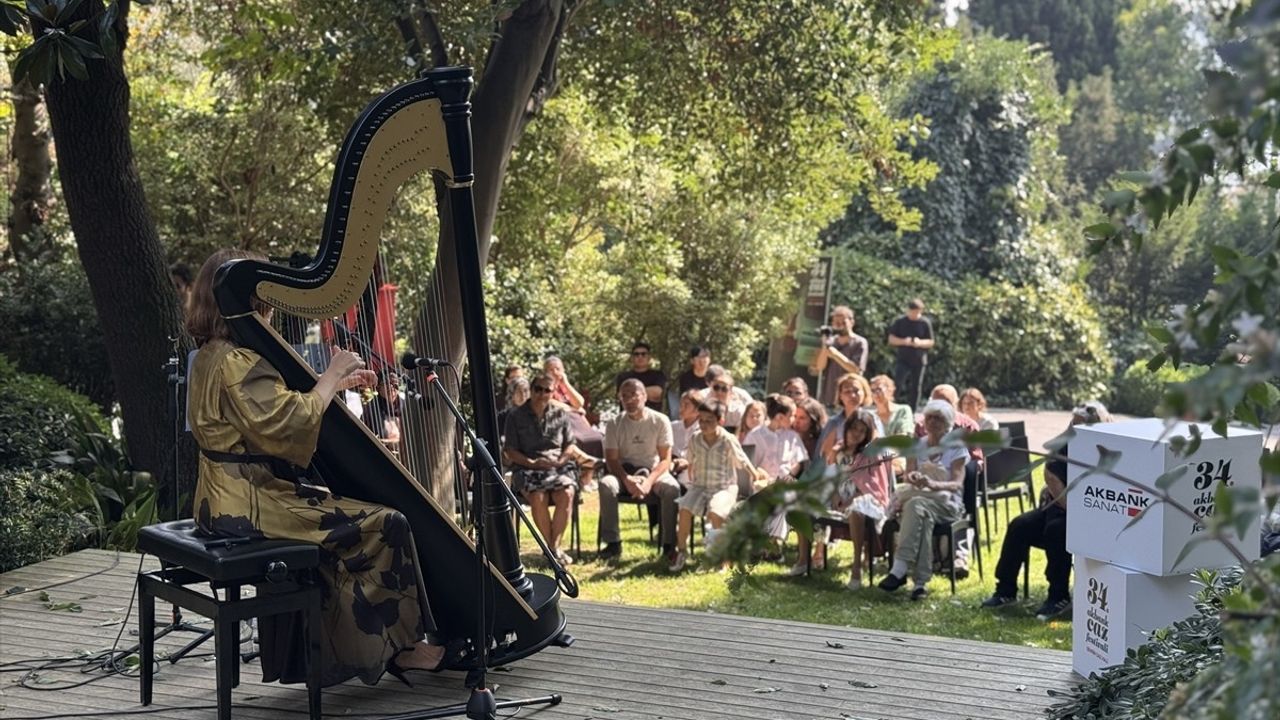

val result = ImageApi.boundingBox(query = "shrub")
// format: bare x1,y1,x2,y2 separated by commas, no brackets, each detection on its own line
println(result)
0,355,107,470
0,255,114,409
1110,358,1210,417
828,248,1112,407
0,467,95,573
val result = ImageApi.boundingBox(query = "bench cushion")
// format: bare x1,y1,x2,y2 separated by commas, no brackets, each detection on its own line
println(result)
138,519,319,583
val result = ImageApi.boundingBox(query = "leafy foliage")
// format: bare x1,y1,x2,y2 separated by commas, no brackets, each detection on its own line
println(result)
0,252,114,408
827,248,1112,407
967,0,1121,90
1045,568,1241,720
826,34,1070,286
0,354,106,470
0,467,94,573
1110,358,1210,416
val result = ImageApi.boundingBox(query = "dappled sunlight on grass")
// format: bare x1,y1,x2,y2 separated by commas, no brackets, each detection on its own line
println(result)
518,469,1072,650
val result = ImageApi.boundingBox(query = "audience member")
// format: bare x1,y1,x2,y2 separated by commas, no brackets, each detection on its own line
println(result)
170,261,194,312
670,390,701,484
706,370,748,430
497,377,530,440
598,379,682,562
546,355,603,491
677,345,712,393
818,373,877,464
743,395,808,554
781,376,811,402
615,342,667,411
887,298,934,410
362,372,403,450
809,305,869,408
501,372,579,566
868,374,912,475
670,400,766,572
915,383,984,576
878,400,966,600
737,401,766,443
790,408,891,586
983,401,1112,620
793,397,827,462
959,387,998,431
496,365,524,412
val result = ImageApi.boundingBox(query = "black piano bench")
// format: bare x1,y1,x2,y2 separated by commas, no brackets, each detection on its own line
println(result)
136,519,322,720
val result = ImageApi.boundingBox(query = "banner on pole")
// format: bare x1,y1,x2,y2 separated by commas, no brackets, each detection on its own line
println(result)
765,255,833,395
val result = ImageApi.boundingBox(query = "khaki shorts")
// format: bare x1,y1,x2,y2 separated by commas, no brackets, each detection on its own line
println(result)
679,484,738,519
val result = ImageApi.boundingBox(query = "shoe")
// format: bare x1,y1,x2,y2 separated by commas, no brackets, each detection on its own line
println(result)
385,639,470,686
581,481,599,493
786,563,808,577
981,594,1017,609
1035,598,1072,621
668,549,687,572
910,586,929,602
845,577,862,591
953,566,970,580
553,548,574,566
598,542,622,561
877,573,907,592
811,558,826,572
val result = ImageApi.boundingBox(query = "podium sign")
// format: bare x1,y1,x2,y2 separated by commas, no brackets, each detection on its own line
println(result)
1072,556,1197,677
1066,419,1263,575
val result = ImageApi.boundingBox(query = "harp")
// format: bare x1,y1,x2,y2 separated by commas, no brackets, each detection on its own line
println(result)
212,66,569,668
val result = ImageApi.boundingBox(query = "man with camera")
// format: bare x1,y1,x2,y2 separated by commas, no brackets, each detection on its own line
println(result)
808,305,868,408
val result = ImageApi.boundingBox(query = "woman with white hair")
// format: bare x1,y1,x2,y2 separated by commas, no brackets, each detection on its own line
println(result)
878,399,966,600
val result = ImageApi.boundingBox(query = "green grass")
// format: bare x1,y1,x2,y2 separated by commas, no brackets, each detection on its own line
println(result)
517,469,1072,651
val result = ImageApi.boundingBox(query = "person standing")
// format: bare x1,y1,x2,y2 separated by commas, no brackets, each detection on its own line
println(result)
887,298,934,410
615,342,667,412
676,345,712,394
809,305,868,408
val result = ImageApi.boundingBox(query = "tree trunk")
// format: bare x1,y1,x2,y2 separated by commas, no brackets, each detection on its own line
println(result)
6,76,55,264
38,0,194,513
402,1,566,506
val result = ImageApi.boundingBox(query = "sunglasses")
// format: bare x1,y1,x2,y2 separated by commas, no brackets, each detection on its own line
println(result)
712,384,730,392
531,385,552,394
631,351,649,357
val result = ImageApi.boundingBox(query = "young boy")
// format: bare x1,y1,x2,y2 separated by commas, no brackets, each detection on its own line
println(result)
670,400,766,572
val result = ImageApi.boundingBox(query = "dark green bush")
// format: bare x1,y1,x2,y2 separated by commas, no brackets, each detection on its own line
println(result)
0,467,95,573
0,355,107,470
0,255,114,409
1110,358,1210,417
829,248,1112,407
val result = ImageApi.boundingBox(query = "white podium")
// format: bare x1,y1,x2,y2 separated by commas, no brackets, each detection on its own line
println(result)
1065,419,1262,677
1066,419,1262,575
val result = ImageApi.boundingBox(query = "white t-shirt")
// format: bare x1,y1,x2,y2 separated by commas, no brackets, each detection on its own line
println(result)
671,418,698,457
744,425,809,479
918,444,968,504
604,407,673,470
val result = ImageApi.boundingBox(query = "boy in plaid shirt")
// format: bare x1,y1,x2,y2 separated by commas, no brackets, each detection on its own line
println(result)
670,400,767,571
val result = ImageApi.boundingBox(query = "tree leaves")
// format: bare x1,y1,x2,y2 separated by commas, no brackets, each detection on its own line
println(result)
7,0,112,85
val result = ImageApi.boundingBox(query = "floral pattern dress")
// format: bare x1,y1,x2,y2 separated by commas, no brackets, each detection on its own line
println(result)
189,339,433,687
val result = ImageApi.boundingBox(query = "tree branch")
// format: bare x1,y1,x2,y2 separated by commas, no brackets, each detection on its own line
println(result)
394,1,449,69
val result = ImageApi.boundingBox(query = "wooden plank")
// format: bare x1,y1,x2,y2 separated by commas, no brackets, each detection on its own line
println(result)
0,549,1075,720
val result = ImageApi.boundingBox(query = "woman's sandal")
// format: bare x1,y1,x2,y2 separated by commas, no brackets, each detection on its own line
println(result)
385,639,472,687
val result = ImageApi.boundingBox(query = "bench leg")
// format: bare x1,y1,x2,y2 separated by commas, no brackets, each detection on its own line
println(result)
306,588,322,720
138,577,154,706
215,617,236,720
226,585,240,688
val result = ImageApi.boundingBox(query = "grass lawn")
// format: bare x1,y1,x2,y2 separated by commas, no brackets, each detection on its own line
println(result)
517,468,1072,651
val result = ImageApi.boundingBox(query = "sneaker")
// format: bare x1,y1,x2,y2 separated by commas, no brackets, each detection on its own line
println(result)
953,566,970,580
1035,598,1072,621
845,577,862,591
598,542,622,561
910,586,929,602
581,480,599,494
668,549,687,572
877,573,907,592
553,548,574,566
981,594,1017,609
786,563,808,577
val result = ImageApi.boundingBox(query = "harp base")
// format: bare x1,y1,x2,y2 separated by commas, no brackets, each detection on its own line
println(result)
381,689,562,720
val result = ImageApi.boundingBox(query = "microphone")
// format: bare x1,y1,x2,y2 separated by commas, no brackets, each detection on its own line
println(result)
402,352,449,370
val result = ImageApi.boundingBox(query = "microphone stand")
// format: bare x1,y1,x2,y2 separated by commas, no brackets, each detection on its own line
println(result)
394,365,563,720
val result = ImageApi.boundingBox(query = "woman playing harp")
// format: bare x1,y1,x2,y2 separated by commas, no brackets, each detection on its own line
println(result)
186,247,462,686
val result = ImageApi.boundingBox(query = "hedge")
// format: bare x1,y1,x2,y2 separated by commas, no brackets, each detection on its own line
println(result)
0,467,95,573
0,355,107,470
1110,358,1210,417
829,247,1113,408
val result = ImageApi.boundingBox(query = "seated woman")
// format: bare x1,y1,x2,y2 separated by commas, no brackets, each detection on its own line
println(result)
737,400,766,444
793,397,827,461
959,387,999,431
544,355,603,491
982,401,1112,620
878,399,966,601
186,249,451,687
501,371,579,566
818,373,878,464
789,409,891,586
869,374,913,476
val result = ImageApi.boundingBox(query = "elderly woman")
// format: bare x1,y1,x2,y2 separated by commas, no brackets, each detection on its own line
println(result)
501,371,579,566
878,399,967,600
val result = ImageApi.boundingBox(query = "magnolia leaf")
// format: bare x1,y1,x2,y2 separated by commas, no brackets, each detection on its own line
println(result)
1146,353,1167,372
1210,244,1240,268
1095,446,1121,475
1044,428,1076,454
52,0,83,25
1120,500,1159,535
96,0,117,57
965,429,1004,449
1083,222,1116,238
1266,172,1280,189
1155,465,1188,491
1169,535,1212,572
785,511,813,541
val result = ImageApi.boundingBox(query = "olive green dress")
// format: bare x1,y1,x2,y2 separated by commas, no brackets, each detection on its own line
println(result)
189,339,433,686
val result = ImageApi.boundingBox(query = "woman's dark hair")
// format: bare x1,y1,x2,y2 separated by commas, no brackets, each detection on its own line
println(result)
842,408,879,457
186,248,269,347
797,398,827,443
764,393,795,419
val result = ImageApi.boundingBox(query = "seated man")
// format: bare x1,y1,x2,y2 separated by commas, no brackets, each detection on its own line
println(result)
598,379,682,562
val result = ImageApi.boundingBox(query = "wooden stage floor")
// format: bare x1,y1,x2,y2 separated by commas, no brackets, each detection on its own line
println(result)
0,550,1076,719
